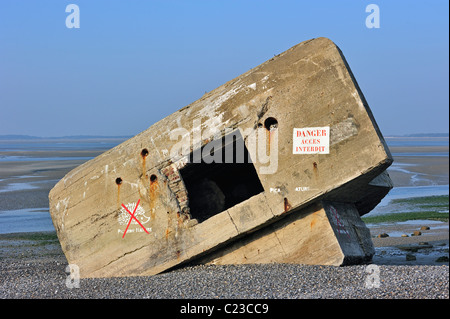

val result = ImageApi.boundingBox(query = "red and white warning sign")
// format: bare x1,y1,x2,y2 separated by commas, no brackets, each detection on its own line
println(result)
293,127,330,154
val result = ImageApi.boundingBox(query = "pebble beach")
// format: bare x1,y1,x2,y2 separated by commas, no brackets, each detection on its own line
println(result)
0,223,448,300
0,258,448,299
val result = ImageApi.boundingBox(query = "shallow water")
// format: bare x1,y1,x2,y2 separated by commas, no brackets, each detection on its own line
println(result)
391,152,449,157
0,208,53,234
377,185,449,207
385,136,449,147
366,184,449,217
373,243,449,265
0,139,126,152
0,182,39,193
0,138,127,234
0,155,94,162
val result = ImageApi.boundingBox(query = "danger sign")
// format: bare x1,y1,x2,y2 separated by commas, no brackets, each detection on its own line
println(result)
293,127,330,154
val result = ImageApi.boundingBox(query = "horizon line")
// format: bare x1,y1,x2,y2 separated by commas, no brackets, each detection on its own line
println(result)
0,132,448,140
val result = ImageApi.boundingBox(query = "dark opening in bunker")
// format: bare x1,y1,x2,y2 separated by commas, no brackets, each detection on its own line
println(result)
264,117,278,130
179,130,264,223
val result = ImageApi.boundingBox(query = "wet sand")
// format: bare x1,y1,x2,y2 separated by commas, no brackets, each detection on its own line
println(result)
0,150,102,211
368,143,449,265
388,145,449,187
369,220,449,266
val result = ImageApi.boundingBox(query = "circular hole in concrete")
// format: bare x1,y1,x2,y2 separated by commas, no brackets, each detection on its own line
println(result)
264,117,278,130
141,148,149,157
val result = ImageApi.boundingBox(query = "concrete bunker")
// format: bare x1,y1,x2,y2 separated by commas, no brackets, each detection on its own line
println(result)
48,37,394,278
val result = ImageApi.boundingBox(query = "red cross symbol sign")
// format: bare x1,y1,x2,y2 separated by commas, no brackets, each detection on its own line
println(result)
121,199,149,238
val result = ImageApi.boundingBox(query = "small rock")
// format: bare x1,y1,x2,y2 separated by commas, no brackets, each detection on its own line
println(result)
398,245,418,252
420,226,430,231
401,234,409,237
411,231,422,236
377,233,389,238
406,254,416,261
435,256,449,263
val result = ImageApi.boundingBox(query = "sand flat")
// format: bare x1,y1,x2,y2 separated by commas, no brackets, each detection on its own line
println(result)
386,145,449,187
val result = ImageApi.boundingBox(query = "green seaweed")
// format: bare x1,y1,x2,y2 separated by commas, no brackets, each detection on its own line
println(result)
362,211,449,224
390,195,448,210
363,195,449,224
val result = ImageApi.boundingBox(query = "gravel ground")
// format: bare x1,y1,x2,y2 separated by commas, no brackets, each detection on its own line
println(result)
0,255,448,299
0,230,448,300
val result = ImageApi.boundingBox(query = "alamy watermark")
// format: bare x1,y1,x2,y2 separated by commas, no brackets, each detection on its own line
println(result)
366,4,380,29
168,119,279,174
64,4,379,30
65,4,80,29
364,264,381,288
65,264,80,289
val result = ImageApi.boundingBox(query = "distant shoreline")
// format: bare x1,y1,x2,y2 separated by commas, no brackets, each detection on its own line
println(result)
385,133,449,138
0,133,448,140
0,135,132,140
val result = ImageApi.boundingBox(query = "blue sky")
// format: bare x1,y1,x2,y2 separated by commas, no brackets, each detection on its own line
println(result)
0,1,448,137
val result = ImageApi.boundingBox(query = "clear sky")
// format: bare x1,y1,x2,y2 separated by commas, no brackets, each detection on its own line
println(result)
0,1,448,137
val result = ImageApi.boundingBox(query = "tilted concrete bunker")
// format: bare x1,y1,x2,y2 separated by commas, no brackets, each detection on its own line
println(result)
49,37,393,278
